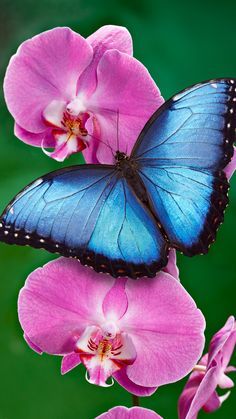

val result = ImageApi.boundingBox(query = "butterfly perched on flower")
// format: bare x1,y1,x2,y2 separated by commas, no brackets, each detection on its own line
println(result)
0,79,235,278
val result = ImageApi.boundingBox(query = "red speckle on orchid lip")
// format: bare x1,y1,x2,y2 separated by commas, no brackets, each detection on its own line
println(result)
61,111,88,137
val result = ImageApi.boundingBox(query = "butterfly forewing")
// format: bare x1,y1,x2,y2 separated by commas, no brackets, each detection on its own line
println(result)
0,165,167,278
132,78,236,255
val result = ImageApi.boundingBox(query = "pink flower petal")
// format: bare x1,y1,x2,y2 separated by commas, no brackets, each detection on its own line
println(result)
18,258,117,355
162,249,179,280
4,27,93,133
42,133,86,162
202,390,221,412
43,99,66,128
14,124,45,147
85,49,164,163
120,273,205,387
178,364,220,419
114,368,157,397
61,352,81,375
102,278,128,321
96,406,163,419
217,372,235,389
78,25,133,98
15,123,56,148
24,333,42,354
224,146,236,179
218,390,231,405
208,316,236,368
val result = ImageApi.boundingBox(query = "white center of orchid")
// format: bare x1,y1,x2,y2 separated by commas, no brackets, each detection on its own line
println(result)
75,324,136,387
101,321,119,339
66,95,87,115
42,99,91,161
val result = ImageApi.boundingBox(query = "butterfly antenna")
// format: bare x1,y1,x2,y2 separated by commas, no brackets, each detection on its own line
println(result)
86,133,115,157
116,108,120,152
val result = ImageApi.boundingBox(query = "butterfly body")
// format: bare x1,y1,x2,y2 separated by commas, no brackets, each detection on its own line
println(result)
0,79,235,278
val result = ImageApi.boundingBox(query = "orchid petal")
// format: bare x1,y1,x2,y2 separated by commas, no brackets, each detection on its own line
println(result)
202,390,221,412
4,27,93,133
120,273,205,387
224,146,236,179
162,249,179,280
178,364,220,419
218,390,231,405
18,258,116,355
114,368,157,397
218,372,235,389
96,406,163,419
102,278,128,321
43,99,66,128
24,333,42,354
208,316,236,368
61,352,81,375
78,25,133,97
42,133,86,162
86,49,164,163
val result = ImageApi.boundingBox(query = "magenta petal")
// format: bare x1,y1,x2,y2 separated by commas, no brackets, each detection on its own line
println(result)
202,390,221,412
86,50,164,164
14,123,55,148
102,278,128,320
208,316,236,368
96,406,163,419
18,258,116,355
78,25,133,97
178,372,204,419
24,333,42,354
61,353,81,375
179,365,220,419
224,146,236,179
162,249,179,280
120,273,205,387
4,27,93,133
114,368,157,397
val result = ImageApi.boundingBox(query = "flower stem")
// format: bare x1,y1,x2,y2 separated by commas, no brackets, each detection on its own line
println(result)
132,394,140,406
192,364,207,372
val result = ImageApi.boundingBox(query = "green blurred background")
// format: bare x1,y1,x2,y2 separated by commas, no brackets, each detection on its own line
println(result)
0,0,235,417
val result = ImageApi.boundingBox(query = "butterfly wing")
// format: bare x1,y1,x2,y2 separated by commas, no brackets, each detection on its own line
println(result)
0,165,167,278
131,79,236,255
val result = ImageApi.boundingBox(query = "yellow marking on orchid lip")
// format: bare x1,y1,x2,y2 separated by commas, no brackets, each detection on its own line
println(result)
97,339,112,361
62,111,88,137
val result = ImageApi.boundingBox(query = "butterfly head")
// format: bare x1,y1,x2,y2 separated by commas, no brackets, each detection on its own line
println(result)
115,150,129,162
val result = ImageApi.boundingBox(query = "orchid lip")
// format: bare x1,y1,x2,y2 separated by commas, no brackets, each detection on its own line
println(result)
74,325,136,387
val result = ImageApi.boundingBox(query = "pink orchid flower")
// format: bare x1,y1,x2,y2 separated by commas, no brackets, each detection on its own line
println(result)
4,25,163,163
178,316,236,419
18,251,205,396
96,406,163,418
225,146,236,179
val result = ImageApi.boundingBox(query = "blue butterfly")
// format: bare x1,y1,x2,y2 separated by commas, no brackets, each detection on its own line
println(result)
0,79,235,278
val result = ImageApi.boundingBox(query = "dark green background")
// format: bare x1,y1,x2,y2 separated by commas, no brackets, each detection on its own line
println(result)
0,0,235,418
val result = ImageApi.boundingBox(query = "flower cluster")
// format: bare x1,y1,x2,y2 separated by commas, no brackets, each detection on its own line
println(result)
3,24,236,419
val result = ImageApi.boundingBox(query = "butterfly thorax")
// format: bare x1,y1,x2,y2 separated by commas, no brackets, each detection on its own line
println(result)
115,150,151,208
115,151,136,178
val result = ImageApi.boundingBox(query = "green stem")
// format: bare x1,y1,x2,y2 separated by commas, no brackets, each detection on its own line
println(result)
132,394,140,406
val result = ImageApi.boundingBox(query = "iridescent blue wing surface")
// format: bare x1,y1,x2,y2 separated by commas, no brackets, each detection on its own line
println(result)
131,79,236,255
0,165,167,278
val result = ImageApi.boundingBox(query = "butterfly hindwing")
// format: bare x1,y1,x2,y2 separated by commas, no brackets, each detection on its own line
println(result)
132,79,235,254
0,165,167,278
